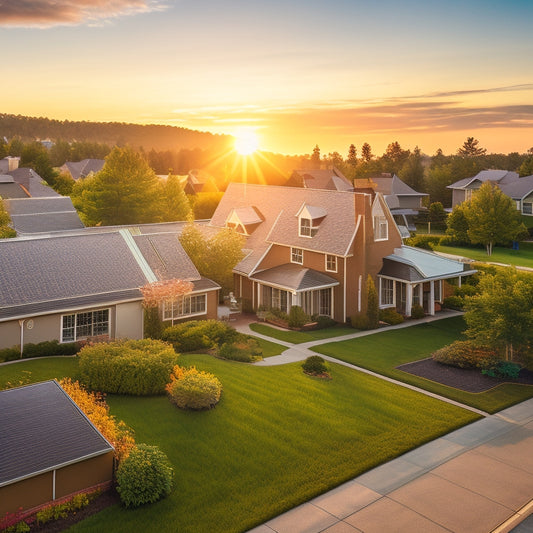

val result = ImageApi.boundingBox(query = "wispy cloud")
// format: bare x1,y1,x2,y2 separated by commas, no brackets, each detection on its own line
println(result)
0,0,168,28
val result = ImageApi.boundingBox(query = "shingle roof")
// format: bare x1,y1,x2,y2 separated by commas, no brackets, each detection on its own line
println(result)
209,183,361,275
251,263,339,291
370,174,427,197
289,168,354,191
0,181,29,199
500,175,533,200
0,380,113,487
448,170,519,190
63,159,105,180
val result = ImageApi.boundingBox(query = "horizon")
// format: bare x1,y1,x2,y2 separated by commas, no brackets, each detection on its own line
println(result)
1,1,533,157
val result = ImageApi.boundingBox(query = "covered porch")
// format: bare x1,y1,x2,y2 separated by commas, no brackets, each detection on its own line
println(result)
249,263,339,318
378,246,475,317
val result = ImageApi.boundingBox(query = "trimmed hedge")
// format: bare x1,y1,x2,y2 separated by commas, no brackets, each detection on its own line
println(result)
0,340,79,363
218,334,263,362
78,339,178,395
116,444,173,508
166,366,222,410
379,308,404,325
161,320,238,353
432,340,499,369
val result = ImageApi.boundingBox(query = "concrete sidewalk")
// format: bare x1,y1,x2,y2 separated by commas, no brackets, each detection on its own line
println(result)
248,398,533,533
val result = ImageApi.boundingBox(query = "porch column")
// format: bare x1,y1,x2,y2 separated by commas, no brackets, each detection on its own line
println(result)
429,281,435,316
292,292,299,310
406,283,413,317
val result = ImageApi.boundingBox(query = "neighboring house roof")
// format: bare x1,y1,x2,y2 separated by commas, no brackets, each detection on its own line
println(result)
0,229,217,321
500,174,533,200
448,170,519,190
62,159,105,180
369,173,427,198
0,175,29,199
0,380,113,488
379,246,473,282
287,168,354,191
4,197,84,234
0,168,59,199
209,183,364,275
250,263,339,292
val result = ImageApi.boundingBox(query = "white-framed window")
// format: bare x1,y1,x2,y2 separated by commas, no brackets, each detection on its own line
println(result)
374,216,388,241
523,202,533,215
299,217,312,237
291,247,303,264
434,280,442,302
61,309,110,342
325,254,337,273
380,278,394,307
163,294,207,321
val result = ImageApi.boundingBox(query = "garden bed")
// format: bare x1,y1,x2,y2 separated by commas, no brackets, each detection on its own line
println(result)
397,358,533,393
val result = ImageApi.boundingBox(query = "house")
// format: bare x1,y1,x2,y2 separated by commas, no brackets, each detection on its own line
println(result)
354,173,428,234
0,380,114,518
4,197,84,234
286,167,354,191
60,159,105,180
447,170,519,208
0,229,219,350
209,183,473,321
499,174,533,216
0,167,60,199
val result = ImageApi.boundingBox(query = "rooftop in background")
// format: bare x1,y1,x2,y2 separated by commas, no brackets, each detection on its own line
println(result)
286,168,354,192
60,159,105,180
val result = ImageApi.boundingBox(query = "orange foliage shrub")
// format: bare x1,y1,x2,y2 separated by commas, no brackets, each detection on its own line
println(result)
140,279,193,308
59,378,135,463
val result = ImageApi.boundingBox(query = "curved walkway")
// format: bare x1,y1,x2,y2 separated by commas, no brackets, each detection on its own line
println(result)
232,313,533,532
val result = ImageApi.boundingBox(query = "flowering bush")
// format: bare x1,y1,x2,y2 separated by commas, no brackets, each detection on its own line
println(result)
78,339,178,395
166,366,222,410
116,444,173,508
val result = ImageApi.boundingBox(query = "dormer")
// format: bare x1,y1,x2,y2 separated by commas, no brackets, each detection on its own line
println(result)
296,204,327,237
225,206,263,235
371,196,388,241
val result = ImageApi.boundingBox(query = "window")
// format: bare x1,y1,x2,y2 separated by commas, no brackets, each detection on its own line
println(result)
373,215,388,241
299,217,312,237
62,309,109,342
523,202,533,215
380,278,394,307
163,294,207,321
325,254,337,272
434,280,442,302
291,247,303,264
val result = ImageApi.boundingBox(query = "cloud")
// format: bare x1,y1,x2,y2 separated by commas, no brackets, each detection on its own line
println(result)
0,0,168,28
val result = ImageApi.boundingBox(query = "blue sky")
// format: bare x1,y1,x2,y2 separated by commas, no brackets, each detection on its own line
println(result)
1,0,532,155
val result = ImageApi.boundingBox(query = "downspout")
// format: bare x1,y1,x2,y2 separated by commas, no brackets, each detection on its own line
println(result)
18,319,25,358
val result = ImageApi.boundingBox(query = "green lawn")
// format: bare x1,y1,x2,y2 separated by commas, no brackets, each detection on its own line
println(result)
1,354,477,533
254,337,287,357
249,322,356,344
435,241,533,269
312,317,533,414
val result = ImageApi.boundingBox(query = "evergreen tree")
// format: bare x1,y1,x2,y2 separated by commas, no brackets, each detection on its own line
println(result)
361,143,373,163
458,137,486,157
366,275,379,329
311,144,321,166
161,174,191,222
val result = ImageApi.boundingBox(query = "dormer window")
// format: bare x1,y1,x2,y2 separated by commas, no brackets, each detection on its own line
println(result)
299,217,313,237
297,204,326,238
225,206,263,236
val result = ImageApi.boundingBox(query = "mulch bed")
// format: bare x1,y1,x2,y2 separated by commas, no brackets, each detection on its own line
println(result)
26,490,120,532
397,358,533,393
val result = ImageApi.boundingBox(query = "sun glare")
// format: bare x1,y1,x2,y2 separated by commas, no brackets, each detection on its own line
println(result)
234,128,259,155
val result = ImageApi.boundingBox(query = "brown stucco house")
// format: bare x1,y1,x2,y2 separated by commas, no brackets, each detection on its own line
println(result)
0,228,219,351
209,183,473,321
0,380,114,518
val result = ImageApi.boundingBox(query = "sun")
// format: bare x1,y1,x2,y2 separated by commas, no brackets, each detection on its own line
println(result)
234,128,259,155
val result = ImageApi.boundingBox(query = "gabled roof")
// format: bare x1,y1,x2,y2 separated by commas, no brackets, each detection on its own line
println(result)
379,246,471,282
0,380,113,487
369,173,427,197
250,263,339,292
63,159,105,180
500,175,533,200
227,206,264,226
209,183,363,275
288,168,354,191
448,170,519,190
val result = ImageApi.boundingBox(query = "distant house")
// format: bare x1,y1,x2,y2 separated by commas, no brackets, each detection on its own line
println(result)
60,159,105,180
0,229,219,350
4,196,84,234
500,175,533,215
354,173,428,234
209,183,473,320
0,380,114,518
0,163,59,200
286,167,354,191
447,170,519,208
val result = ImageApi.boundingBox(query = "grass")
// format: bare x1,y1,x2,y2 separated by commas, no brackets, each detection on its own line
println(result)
249,322,356,344
312,317,533,414
1,354,477,533
254,337,286,357
435,242,533,269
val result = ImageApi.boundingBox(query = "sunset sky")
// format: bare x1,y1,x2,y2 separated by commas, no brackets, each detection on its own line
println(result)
1,0,533,157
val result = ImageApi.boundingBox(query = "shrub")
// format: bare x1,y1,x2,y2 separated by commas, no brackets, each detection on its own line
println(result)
432,341,499,369
116,444,173,508
302,355,329,376
264,307,289,325
166,366,222,410
379,308,404,325
351,314,370,330
0,347,21,363
410,304,425,319
482,361,522,379
366,275,379,329
313,315,337,329
78,339,178,395
442,295,465,310
144,307,163,340
404,235,441,250
218,334,262,362
161,320,237,352
453,284,478,298
22,340,78,358
288,305,310,329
